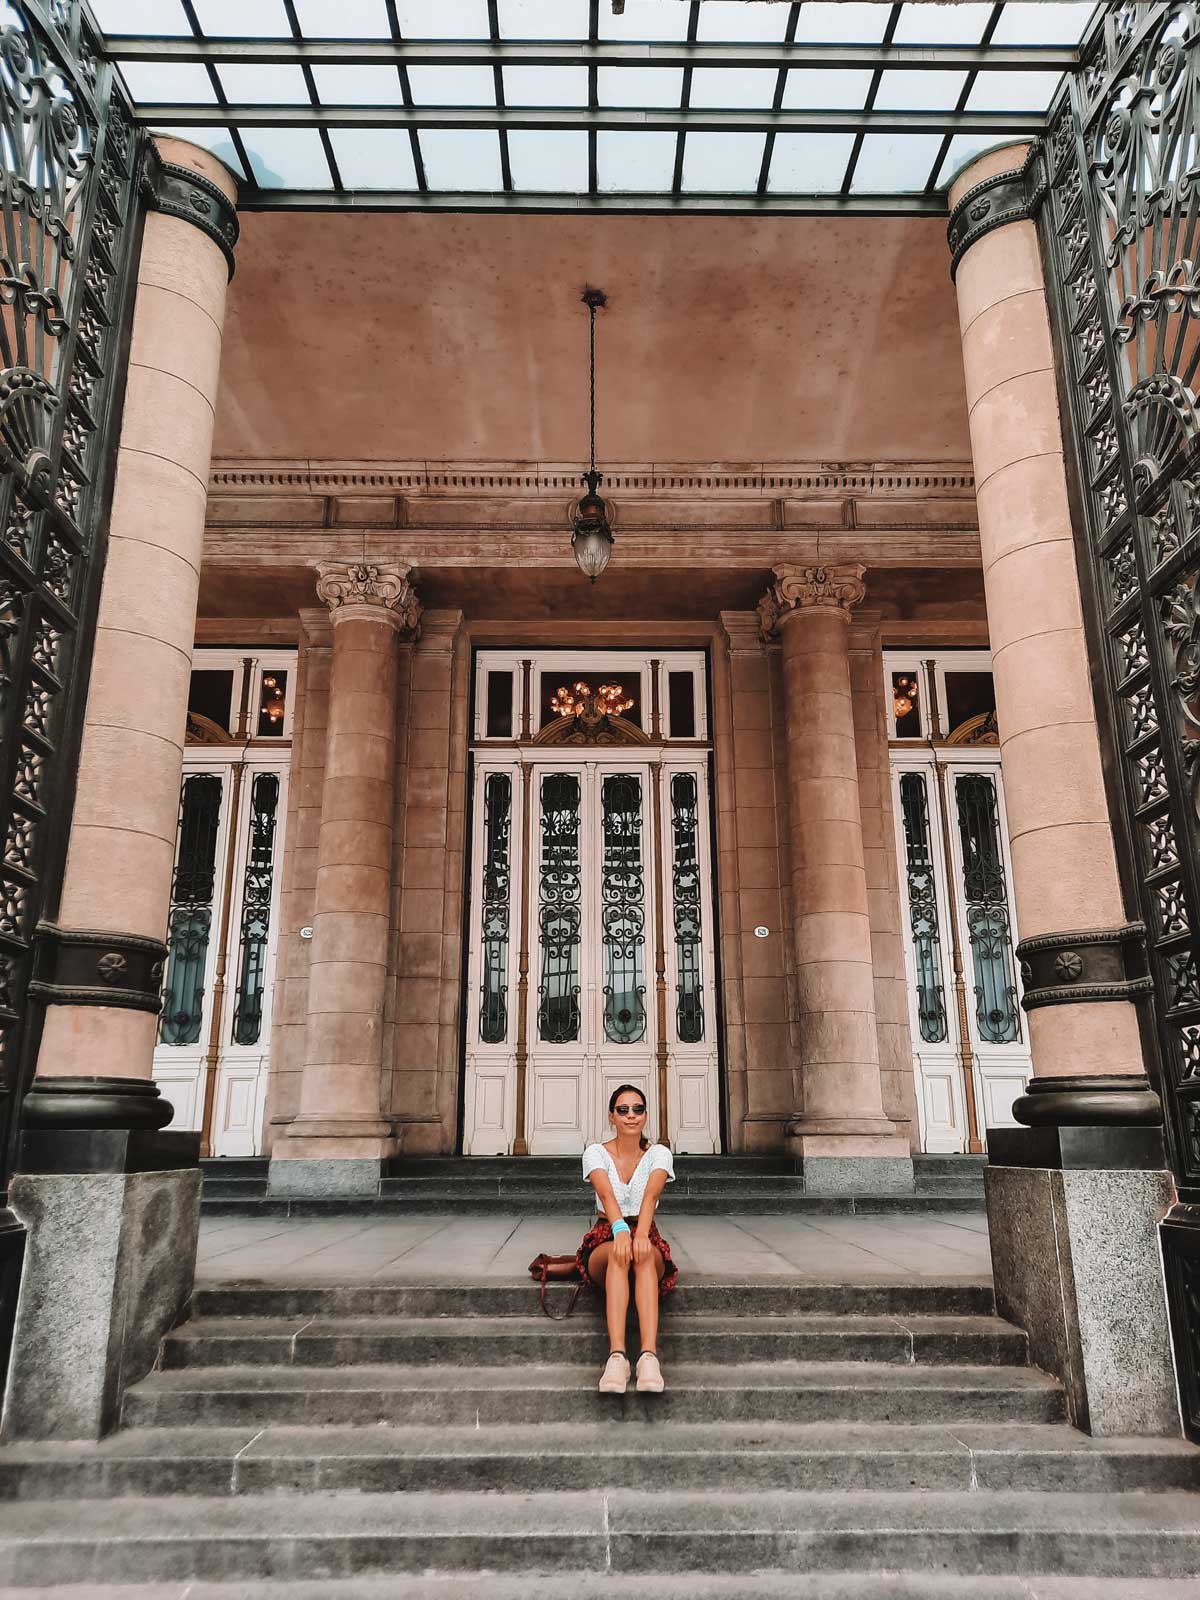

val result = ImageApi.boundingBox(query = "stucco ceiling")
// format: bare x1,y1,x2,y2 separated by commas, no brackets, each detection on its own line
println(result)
212,207,972,464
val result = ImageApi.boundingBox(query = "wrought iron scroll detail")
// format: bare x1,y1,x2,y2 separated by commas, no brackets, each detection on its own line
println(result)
479,771,511,1045
231,772,278,1047
955,773,1020,1046
670,772,704,1045
0,3,145,1186
898,772,949,1044
147,156,239,280
601,772,646,1046
536,772,581,1045
159,773,222,1047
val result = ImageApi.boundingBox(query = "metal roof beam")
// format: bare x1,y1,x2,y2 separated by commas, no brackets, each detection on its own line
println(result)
134,102,1043,134
232,188,950,215
104,37,1076,71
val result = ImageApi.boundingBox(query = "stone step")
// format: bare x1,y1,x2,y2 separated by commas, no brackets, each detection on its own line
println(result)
160,1312,1028,1370
2,1423,1195,1500
5,1576,1199,1600
191,1278,997,1319
198,1192,985,1218
124,1360,1067,1428
2,1489,1199,1583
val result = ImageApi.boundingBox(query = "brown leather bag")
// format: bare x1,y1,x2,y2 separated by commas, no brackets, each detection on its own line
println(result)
528,1253,587,1320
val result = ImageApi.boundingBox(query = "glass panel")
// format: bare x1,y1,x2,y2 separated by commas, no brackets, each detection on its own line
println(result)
479,772,512,1044
160,774,223,1046
598,66,686,108
966,70,1062,112
187,670,234,737
893,3,992,44
192,0,291,35
256,668,287,737
313,66,405,105
486,670,514,739
599,0,691,41
420,129,504,189
329,128,419,187
293,0,390,36
503,66,589,106
601,773,647,1046
215,64,310,104
406,65,497,105
242,128,333,187
507,129,588,191
667,671,695,739
898,773,948,1044
89,0,191,34
873,70,968,111
597,130,678,191
989,2,1096,46
697,1,789,41
689,68,778,109
231,773,280,1047
891,671,922,738
850,132,946,192
781,69,873,111
681,131,766,192
670,772,704,1044
769,132,855,193
394,0,490,38
955,773,1020,1045
945,671,996,741
537,772,582,1044
793,2,889,43
118,62,219,102
498,0,589,39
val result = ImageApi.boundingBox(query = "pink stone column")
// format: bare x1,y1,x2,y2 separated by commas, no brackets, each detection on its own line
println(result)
34,138,237,1106
950,143,1146,1094
270,563,421,1195
760,566,912,1189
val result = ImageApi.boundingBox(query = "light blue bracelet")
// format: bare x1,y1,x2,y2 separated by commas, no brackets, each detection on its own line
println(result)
610,1219,630,1236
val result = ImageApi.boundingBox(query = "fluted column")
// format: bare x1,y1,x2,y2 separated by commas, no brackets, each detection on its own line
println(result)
269,562,420,1196
948,142,1153,1125
761,565,912,1192
31,138,238,1124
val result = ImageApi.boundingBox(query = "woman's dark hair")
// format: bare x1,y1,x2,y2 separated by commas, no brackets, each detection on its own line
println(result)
609,1083,650,1150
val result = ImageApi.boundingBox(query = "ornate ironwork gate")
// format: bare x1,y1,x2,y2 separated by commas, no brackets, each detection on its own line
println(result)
0,0,145,1350
1040,0,1200,1439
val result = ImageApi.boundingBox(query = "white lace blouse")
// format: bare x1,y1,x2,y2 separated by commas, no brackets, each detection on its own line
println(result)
582,1142,675,1216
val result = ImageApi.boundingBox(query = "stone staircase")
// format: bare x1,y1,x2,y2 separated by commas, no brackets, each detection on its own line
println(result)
199,1153,987,1216
0,1277,1198,1595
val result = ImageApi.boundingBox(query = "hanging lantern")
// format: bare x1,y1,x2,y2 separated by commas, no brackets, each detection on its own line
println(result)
571,287,614,583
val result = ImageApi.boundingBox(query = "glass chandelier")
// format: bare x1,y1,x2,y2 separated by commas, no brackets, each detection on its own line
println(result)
572,286,614,583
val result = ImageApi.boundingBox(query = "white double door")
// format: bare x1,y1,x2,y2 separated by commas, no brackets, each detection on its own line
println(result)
464,752,720,1156
152,753,288,1156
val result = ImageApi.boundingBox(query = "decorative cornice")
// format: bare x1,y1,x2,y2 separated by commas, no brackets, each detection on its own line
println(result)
1011,1074,1162,1130
946,142,1047,280
315,561,422,634
1016,922,1152,1011
758,562,867,636
29,925,167,1014
147,157,239,280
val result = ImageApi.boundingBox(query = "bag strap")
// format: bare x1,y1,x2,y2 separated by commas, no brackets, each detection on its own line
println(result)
538,1270,587,1321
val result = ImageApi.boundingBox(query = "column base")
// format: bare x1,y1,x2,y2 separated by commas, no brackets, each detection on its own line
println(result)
787,1125,915,1194
4,1130,200,1441
267,1156,384,1198
985,1125,1178,1436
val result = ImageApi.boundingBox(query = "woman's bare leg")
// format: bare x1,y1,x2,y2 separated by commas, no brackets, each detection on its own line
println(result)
590,1243,630,1353
633,1251,665,1354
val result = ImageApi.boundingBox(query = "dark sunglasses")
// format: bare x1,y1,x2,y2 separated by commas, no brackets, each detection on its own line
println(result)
614,1103,646,1116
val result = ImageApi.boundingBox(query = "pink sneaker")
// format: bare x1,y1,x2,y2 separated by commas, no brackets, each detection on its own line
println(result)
636,1351,665,1393
598,1352,630,1394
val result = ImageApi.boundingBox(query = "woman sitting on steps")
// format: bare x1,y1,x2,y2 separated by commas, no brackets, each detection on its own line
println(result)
575,1083,679,1395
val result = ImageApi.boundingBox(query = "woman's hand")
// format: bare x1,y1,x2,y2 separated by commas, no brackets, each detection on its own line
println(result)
632,1231,652,1266
612,1228,633,1268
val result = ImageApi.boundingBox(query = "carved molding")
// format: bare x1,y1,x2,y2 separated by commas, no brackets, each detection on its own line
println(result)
1016,922,1153,1011
758,562,867,636
946,142,1048,280
314,561,422,634
147,157,239,280
29,925,168,1014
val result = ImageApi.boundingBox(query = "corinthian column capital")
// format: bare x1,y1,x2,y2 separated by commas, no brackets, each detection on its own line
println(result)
758,563,867,636
315,561,422,635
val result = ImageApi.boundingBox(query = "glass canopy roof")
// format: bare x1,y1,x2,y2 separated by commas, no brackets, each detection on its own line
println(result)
89,0,1098,211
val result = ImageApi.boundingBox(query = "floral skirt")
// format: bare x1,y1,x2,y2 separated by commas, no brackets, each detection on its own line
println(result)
576,1216,679,1297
